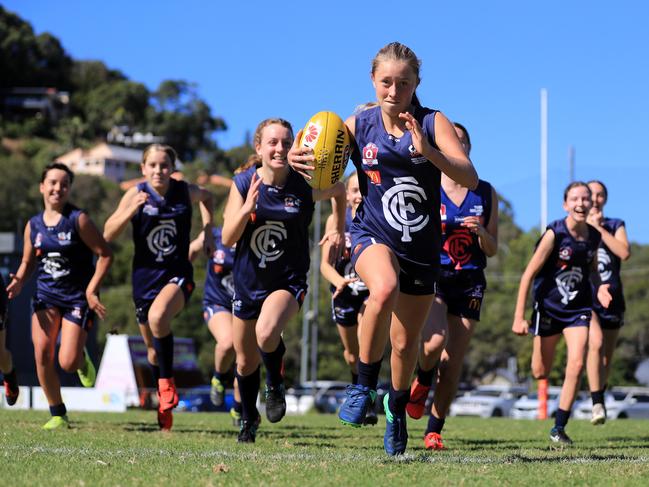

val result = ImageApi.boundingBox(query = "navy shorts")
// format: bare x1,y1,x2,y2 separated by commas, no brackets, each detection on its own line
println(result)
331,289,368,327
531,304,590,337
595,311,624,330
436,269,486,321
32,298,96,331
232,280,307,320
203,302,232,324
135,275,194,325
350,234,437,295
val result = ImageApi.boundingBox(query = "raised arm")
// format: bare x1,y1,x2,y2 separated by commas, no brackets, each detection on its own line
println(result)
103,187,147,242
77,212,113,319
6,223,35,299
222,172,262,248
189,231,205,263
189,184,215,257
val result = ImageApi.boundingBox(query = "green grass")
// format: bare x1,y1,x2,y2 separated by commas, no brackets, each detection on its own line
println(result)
1,410,649,486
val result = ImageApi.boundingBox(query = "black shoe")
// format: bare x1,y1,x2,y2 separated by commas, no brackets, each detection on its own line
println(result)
550,426,573,445
363,406,378,426
3,369,19,406
237,416,260,443
264,384,286,423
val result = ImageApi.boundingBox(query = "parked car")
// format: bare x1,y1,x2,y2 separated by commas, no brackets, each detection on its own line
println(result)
286,381,348,414
449,384,527,418
573,387,649,420
510,386,562,419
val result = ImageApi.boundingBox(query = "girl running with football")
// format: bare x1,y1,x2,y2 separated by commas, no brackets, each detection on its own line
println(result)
6,163,113,429
512,181,612,445
290,42,478,456
406,122,498,451
585,180,630,425
104,144,214,431
222,117,346,443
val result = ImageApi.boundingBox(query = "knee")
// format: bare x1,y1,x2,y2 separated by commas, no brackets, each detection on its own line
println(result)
34,346,55,367
59,354,79,373
147,308,166,330
236,355,260,376
391,334,418,359
217,338,234,354
368,279,399,311
531,365,548,380
256,325,279,352
565,358,584,377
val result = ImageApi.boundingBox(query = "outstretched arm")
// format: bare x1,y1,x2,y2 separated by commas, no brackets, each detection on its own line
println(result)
6,223,35,299
78,213,113,319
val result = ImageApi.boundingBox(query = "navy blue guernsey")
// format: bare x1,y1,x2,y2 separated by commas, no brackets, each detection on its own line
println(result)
232,166,314,300
333,207,368,296
29,204,94,307
130,179,193,303
351,105,441,271
204,226,236,307
594,217,626,314
440,180,492,270
533,219,601,320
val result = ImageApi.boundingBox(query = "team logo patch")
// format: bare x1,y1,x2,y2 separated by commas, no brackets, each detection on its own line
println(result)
303,122,322,148
251,220,287,268
443,229,473,269
221,274,235,295
597,248,612,282
365,170,381,185
362,143,379,166
34,232,43,248
57,231,72,245
43,252,70,279
555,267,583,305
408,144,427,164
284,196,301,213
146,219,177,262
381,177,429,242
71,307,82,319
213,249,226,264
558,247,572,261
143,204,159,216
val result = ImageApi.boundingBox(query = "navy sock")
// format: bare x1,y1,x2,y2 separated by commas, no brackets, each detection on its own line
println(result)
152,333,174,379
213,370,225,381
259,339,285,387
555,408,570,429
388,386,410,415
233,400,242,414
591,389,605,405
236,367,260,422
351,372,359,385
49,403,67,417
357,360,382,390
426,413,445,434
417,365,436,387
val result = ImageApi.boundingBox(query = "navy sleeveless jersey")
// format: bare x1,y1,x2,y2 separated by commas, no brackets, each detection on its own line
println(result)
29,204,94,307
204,226,236,307
333,207,368,296
130,179,193,302
533,219,601,320
440,179,492,270
351,105,441,270
232,166,315,300
594,217,626,313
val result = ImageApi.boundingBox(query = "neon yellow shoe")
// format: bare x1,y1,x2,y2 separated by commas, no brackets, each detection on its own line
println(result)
42,415,70,430
77,348,96,388
210,376,225,407
230,407,242,427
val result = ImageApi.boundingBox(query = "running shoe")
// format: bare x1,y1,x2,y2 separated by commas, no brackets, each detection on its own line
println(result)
550,426,573,445
237,415,261,443
264,384,286,423
210,376,225,407
363,406,378,426
424,431,445,450
3,373,19,406
406,377,431,420
158,377,179,411
42,415,70,430
230,407,242,427
77,348,96,388
591,403,607,425
338,384,376,427
383,393,408,456
157,408,173,431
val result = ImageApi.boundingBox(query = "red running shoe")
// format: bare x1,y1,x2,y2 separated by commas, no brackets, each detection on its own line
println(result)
157,408,173,431
158,377,179,412
424,432,445,450
4,379,19,406
405,378,430,419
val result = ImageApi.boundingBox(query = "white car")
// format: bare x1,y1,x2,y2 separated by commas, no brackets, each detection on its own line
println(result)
449,385,527,418
510,386,562,420
573,387,649,420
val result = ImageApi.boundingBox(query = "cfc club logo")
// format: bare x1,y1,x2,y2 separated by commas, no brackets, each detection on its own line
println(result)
221,274,235,295
146,219,177,262
597,248,612,282
555,267,583,305
362,143,379,166
251,221,287,268
303,122,322,148
381,177,429,242
444,229,473,268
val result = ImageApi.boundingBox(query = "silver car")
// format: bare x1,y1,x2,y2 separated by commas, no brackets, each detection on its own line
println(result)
449,385,527,418
510,386,562,419
573,387,649,420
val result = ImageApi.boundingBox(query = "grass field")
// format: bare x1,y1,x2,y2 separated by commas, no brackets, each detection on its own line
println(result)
1,410,649,486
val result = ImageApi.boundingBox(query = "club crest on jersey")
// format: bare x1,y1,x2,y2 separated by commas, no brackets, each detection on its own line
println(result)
213,249,226,264
146,219,177,262
42,252,70,279
444,229,473,269
303,122,322,148
221,274,235,295
362,143,379,166
143,204,159,216
381,176,429,242
555,267,583,305
284,196,301,214
558,247,572,261
408,144,427,164
34,232,43,248
251,220,287,268
597,248,612,282
57,231,72,245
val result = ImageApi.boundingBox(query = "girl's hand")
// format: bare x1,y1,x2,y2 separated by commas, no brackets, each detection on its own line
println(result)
129,191,149,213
512,317,530,336
461,216,485,236
399,112,433,157
6,274,23,299
320,229,343,260
587,207,603,228
597,284,612,309
332,277,358,299
241,172,262,215
86,292,107,320
288,129,315,180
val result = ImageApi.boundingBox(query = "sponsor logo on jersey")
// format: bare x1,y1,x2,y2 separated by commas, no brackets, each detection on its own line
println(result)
34,232,43,248
468,298,481,311
555,267,583,305
143,204,159,216
251,220,287,268
381,177,429,242
469,205,484,216
362,143,379,166
146,219,177,262
365,170,381,185
71,307,82,319
57,231,72,245
284,196,301,213
408,144,428,164
303,122,322,148
597,247,612,282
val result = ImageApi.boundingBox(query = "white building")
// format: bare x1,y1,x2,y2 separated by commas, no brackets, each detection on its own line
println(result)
56,143,144,183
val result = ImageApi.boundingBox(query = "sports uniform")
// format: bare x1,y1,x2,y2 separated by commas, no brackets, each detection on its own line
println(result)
350,105,441,295
438,180,493,320
203,226,236,320
531,218,601,337
592,217,625,329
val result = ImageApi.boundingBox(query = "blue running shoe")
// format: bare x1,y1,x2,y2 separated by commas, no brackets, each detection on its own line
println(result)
383,393,408,456
338,384,376,427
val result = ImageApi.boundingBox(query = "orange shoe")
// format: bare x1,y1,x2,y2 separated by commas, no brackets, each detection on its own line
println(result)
158,377,179,412
157,408,173,431
406,378,430,419
4,379,19,406
424,432,445,451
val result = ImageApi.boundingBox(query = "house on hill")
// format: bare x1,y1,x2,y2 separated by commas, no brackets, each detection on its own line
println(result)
56,143,147,183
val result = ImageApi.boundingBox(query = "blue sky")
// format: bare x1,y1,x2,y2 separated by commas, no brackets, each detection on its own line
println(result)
5,1,649,242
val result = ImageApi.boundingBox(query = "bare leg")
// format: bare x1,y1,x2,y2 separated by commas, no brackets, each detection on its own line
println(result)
58,320,87,372
558,326,588,411
32,309,63,406
207,312,236,374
